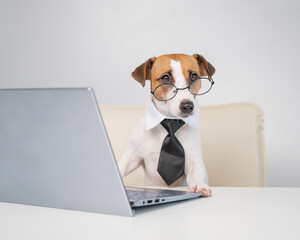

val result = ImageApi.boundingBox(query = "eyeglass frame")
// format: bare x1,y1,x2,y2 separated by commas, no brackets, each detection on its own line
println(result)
151,76,213,101
148,54,215,101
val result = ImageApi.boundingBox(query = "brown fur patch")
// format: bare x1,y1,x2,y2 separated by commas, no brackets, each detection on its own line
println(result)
151,54,203,99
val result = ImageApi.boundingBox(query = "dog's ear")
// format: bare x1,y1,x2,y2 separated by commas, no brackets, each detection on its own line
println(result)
131,57,156,87
193,54,216,77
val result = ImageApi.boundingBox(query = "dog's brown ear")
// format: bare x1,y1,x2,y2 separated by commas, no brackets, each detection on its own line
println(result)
131,57,156,87
193,54,216,77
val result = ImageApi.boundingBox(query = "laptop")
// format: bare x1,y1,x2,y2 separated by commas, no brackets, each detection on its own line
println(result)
0,88,202,217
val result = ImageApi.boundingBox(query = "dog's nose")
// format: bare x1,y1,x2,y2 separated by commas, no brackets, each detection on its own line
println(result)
180,101,194,114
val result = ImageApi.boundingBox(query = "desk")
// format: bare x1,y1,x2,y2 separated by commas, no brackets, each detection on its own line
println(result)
0,187,299,240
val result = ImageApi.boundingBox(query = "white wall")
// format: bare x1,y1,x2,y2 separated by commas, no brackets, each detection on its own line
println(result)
0,0,299,187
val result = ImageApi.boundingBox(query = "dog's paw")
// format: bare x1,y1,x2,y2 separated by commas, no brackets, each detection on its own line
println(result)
187,183,212,197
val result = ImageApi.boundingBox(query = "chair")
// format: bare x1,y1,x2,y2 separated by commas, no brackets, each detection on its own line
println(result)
100,103,267,187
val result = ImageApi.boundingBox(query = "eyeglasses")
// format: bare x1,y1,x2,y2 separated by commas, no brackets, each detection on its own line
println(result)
151,77,214,101
148,55,215,101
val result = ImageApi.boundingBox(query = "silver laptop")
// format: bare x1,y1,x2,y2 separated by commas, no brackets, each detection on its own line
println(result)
0,88,202,217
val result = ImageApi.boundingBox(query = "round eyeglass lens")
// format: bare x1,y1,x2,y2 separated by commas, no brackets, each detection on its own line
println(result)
189,77,213,95
153,83,177,101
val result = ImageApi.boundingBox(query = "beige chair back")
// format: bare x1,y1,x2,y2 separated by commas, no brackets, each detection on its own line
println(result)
100,103,267,187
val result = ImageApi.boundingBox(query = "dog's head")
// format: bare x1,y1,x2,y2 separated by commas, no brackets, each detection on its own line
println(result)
132,54,216,118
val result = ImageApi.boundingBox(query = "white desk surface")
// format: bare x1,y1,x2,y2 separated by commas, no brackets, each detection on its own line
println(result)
0,187,299,240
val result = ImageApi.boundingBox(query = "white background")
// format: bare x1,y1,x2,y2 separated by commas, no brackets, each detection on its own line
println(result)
0,0,299,187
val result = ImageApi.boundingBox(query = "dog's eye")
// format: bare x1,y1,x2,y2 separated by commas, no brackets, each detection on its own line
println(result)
161,74,171,83
190,72,198,81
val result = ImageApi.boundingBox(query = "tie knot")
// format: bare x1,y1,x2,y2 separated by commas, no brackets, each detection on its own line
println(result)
160,119,185,135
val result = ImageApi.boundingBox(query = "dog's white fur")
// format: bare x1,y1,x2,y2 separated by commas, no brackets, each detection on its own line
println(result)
118,59,212,196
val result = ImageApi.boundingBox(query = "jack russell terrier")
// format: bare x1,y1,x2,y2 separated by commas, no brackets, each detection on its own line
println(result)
118,53,215,197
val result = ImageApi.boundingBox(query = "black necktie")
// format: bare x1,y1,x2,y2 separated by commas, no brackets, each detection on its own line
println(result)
157,119,185,186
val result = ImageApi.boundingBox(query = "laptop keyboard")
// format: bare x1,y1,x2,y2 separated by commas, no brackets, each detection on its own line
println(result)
126,190,169,200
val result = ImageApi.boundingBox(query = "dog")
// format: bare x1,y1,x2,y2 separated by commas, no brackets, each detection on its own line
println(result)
118,53,215,197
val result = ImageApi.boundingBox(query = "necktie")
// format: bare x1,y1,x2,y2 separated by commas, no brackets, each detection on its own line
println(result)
157,119,185,186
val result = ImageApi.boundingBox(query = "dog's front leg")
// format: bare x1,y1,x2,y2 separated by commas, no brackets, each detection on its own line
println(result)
118,148,142,178
185,160,212,197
